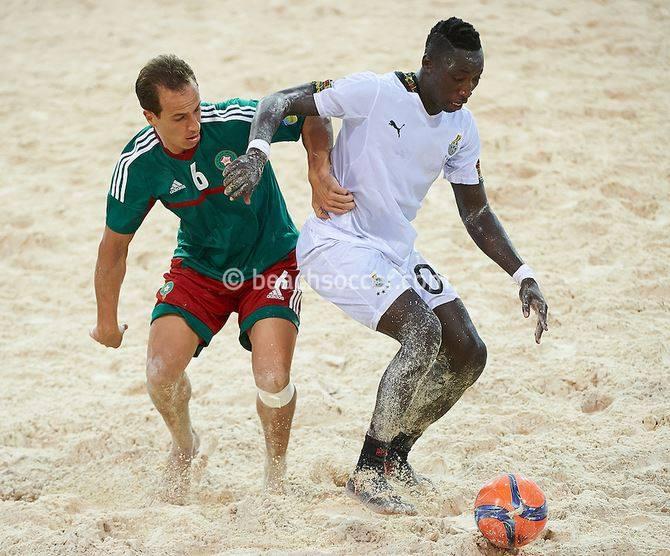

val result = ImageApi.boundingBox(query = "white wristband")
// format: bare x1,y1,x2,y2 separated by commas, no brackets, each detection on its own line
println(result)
247,139,270,158
513,264,536,287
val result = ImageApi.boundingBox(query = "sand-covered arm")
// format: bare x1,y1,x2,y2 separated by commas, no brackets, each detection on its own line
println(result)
223,84,320,202
452,182,549,343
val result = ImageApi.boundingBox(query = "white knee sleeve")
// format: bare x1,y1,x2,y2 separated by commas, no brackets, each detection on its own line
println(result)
257,382,296,408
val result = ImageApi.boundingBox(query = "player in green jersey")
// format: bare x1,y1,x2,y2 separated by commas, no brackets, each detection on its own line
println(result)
90,55,353,502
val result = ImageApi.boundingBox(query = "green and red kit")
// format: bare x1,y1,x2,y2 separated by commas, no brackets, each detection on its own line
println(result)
106,99,305,352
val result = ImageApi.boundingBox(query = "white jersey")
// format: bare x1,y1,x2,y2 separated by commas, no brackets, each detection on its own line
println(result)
311,71,482,264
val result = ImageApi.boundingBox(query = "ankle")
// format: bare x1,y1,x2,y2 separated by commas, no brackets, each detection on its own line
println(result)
389,431,421,462
356,434,389,472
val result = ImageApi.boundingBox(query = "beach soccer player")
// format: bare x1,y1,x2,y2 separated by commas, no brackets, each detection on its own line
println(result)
90,55,353,501
222,18,549,514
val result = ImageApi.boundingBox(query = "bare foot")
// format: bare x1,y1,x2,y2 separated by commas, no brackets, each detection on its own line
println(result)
345,468,417,515
160,429,200,505
264,455,287,494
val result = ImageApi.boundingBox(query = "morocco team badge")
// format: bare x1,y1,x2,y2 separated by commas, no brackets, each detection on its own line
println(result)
215,150,237,174
158,281,174,300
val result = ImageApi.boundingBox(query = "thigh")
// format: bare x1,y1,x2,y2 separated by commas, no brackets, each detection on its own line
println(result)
237,250,302,352
403,251,459,311
147,314,200,383
376,288,441,343
300,239,411,330
152,258,236,354
247,318,297,390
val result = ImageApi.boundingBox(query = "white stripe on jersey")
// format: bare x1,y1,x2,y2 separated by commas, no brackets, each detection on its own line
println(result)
200,103,256,118
118,137,160,203
201,107,255,123
201,114,254,124
110,104,256,202
111,127,154,199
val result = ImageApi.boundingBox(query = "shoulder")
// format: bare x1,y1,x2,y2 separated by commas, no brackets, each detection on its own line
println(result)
458,106,477,128
203,99,257,123
117,126,160,157
110,127,160,202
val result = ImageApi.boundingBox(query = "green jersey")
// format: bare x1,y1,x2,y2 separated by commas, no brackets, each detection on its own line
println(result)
106,99,304,281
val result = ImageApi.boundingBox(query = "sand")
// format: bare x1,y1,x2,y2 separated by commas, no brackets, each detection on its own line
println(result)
1,0,669,554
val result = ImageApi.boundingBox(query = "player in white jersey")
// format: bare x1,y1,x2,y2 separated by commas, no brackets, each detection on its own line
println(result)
224,18,549,515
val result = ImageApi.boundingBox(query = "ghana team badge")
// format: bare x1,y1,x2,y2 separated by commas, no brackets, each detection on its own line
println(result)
448,134,463,156
215,150,237,174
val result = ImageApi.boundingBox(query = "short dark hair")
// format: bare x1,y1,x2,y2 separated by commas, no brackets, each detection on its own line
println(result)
135,54,197,115
425,17,481,55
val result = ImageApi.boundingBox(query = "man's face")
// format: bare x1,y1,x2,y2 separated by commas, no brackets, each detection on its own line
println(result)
423,48,484,113
144,81,201,153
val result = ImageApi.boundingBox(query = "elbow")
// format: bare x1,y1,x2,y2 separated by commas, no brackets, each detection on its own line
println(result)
260,92,292,119
461,204,491,237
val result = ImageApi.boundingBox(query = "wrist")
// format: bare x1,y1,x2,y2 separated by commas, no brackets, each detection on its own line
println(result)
246,139,270,159
512,263,537,287
96,314,119,330
307,149,331,173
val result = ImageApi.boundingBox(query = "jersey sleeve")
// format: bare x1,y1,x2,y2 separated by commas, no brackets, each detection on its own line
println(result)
312,72,380,120
444,114,482,186
106,158,155,234
212,98,305,145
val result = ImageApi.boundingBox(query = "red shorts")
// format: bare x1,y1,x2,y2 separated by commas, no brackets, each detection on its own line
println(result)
151,250,302,355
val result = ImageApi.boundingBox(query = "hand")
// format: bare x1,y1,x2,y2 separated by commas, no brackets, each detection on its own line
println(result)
223,148,268,205
308,169,355,220
90,322,128,348
519,278,548,344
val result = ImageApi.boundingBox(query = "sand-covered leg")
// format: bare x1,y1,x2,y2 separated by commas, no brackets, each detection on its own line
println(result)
146,315,200,504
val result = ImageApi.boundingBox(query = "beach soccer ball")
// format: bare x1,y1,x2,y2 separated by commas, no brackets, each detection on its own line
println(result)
474,473,548,548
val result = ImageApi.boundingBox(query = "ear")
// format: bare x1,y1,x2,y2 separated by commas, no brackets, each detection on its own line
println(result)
421,54,432,73
143,109,157,127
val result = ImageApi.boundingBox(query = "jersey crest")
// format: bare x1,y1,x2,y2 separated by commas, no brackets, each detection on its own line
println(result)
214,149,237,173
448,134,463,156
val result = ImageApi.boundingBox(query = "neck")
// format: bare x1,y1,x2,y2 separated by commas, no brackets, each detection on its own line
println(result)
154,128,185,155
415,69,442,116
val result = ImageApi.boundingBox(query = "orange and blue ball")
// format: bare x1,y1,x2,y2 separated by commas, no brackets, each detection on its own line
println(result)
474,473,548,548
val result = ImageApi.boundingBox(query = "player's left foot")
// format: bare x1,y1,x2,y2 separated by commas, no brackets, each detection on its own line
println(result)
384,454,437,492
264,455,287,494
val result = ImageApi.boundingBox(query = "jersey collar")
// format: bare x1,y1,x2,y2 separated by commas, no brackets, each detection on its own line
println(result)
154,129,199,161
395,71,420,94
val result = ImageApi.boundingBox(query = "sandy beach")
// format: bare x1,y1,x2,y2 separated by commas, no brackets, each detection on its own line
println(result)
1,0,669,553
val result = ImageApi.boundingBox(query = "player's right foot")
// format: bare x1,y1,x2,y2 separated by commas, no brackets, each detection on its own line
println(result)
345,468,417,515
160,429,200,505
264,454,287,494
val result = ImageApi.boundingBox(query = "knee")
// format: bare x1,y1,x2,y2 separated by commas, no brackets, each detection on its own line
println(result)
400,310,442,365
254,366,291,394
146,354,185,388
462,336,487,386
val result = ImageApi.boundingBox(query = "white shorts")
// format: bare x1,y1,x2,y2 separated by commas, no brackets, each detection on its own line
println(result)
297,220,459,330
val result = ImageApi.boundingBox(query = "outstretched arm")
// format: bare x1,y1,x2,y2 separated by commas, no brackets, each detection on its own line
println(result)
223,84,320,202
90,226,133,348
452,182,549,343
